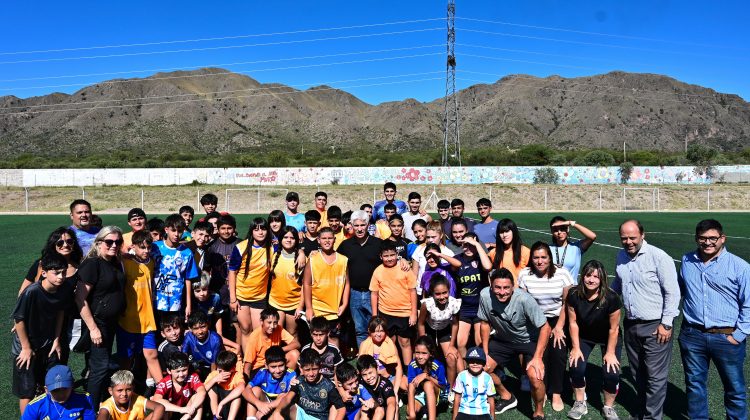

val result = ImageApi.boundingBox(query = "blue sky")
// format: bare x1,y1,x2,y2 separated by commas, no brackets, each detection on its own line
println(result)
1,1,747,104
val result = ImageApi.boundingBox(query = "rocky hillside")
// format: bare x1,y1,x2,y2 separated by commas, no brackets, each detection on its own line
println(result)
0,68,748,157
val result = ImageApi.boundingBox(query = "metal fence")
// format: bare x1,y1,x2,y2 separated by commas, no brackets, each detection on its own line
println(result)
2,184,749,214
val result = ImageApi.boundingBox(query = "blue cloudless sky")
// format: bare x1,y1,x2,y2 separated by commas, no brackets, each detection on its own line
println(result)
0,0,747,104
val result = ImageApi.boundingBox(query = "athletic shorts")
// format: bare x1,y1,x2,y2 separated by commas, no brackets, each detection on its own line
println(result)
487,339,537,375
12,345,58,399
295,405,320,420
239,299,268,310
425,324,453,344
380,313,415,339
326,317,342,338
117,327,158,359
459,315,481,325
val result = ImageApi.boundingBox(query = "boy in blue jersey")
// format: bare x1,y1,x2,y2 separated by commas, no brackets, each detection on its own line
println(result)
182,311,223,379
152,214,200,320
407,336,449,420
245,345,297,419
271,348,345,420
452,347,496,420
335,363,375,420
22,365,96,420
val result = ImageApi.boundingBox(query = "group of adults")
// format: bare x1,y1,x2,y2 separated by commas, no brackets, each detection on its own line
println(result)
13,182,750,420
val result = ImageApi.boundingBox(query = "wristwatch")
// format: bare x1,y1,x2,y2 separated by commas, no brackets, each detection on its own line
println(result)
661,323,672,331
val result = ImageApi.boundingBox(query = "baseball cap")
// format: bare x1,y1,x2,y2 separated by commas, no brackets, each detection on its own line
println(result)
127,208,147,221
286,192,300,202
45,365,74,391
465,346,487,364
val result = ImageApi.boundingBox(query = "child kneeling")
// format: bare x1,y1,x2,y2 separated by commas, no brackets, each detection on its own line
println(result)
204,351,245,420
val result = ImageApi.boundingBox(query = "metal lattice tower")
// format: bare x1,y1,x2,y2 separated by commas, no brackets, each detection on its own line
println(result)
442,0,461,166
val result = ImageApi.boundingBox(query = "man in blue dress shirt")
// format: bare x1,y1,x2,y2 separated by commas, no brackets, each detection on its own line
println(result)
678,219,749,420
613,219,680,420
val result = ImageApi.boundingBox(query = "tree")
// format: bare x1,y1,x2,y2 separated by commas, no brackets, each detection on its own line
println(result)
619,161,634,184
533,167,560,184
515,144,554,166
686,144,718,179
579,150,616,167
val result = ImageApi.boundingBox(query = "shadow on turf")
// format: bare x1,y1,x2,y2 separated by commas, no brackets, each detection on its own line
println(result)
619,366,688,420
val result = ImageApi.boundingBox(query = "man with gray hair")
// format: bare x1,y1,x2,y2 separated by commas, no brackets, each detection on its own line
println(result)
337,210,384,346
612,219,680,420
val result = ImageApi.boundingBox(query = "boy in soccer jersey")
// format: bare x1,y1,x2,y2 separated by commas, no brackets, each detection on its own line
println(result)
271,348,345,420
99,370,164,420
452,347,496,420
179,205,195,241
22,365,96,420
118,231,162,390
153,352,206,420
357,355,397,420
152,214,200,320
336,363,375,420
244,345,297,419
182,311,223,379
157,313,184,374
301,316,344,380
300,210,322,256
204,351,245,420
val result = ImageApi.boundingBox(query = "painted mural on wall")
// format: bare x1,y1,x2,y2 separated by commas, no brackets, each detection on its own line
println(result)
6,165,750,187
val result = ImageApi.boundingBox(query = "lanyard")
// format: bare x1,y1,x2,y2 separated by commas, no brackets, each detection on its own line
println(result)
554,244,568,268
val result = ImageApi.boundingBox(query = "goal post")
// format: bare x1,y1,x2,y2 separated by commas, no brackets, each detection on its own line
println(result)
622,187,659,211
225,188,290,213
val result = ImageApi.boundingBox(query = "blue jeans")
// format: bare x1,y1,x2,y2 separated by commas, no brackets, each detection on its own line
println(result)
679,324,747,420
349,289,372,347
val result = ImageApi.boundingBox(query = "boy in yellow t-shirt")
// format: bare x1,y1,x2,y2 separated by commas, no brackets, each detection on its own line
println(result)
99,370,164,420
370,240,418,368
117,231,162,388
302,227,349,347
204,351,245,420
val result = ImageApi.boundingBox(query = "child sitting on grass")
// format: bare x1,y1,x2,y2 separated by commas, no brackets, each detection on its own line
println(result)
204,351,245,420
99,370,165,420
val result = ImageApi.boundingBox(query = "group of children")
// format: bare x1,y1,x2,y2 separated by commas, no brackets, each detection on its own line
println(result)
16,186,510,420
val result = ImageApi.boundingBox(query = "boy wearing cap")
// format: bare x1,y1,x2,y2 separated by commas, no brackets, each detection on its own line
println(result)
22,365,96,420
452,347,496,420
284,192,305,232
121,208,147,253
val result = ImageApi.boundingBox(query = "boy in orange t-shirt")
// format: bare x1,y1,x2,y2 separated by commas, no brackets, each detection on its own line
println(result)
243,307,300,377
370,241,418,366
204,351,245,420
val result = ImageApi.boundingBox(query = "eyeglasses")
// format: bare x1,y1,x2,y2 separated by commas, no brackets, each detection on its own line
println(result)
55,239,75,247
102,239,124,247
696,236,722,244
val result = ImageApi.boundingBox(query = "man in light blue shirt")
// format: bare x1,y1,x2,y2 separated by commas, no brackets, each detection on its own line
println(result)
612,219,679,420
678,219,749,420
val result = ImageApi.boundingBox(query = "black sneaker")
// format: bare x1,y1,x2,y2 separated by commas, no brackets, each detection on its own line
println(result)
533,416,546,420
495,394,518,414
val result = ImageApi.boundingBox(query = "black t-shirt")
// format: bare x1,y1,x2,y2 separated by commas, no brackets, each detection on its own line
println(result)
300,236,320,256
301,344,343,379
205,237,239,293
337,235,383,291
567,290,622,344
363,376,395,408
11,281,74,354
78,257,125,323
25,259,80,315
158,340,182,371
390,237,412,261
292,376,344,419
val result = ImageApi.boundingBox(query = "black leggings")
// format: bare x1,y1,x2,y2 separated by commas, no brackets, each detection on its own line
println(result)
569,338,623,395
544,315,568,395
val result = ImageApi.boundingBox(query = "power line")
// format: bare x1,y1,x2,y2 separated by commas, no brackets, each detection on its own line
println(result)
462,53,600,71
0,27,443,65
0,76,445,116
0,44,443,83
455,75,726,105
0,18,445,56
3,71,445,111
457,17,749,51
459,28,749,61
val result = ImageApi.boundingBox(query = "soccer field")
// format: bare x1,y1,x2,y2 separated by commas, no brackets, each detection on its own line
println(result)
1,212,748,419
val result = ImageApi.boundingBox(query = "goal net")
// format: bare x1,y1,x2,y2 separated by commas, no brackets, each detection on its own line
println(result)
225,188,290,214
622,187,659,211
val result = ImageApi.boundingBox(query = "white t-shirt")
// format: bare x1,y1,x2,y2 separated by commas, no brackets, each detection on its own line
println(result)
422,296,462,330
517,267,574,317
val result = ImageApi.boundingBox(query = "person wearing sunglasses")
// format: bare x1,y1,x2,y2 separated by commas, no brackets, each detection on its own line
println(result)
679,219,750,420
548,216,597,280
75,226,126,410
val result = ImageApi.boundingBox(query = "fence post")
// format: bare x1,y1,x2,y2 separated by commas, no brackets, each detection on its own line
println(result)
257,186,261,212
225,189,230,213
599,187,603,211
141,189,144,210
657,188,660,211
707,188,711,211
373,187,376,206
544,187,548,211
489,186,492,204
24,188,29,213
197,189,200,207
81,187,85,200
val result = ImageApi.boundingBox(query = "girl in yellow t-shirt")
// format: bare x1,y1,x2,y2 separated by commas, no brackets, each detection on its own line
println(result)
268,226,305,339
228,218,275,354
